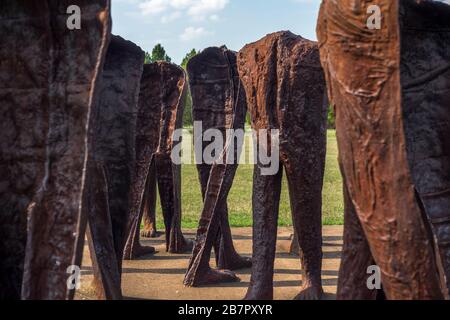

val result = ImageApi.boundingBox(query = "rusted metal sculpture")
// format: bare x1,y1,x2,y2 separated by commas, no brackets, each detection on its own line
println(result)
337,173,380,300
86,35,144,300
237,31,328,300
0,0,111,300
400,0,450,296
122,64,162,260
317,0,448,299
140,197,159,238
124,62,193,258
139,172,159,239
184,47,251,287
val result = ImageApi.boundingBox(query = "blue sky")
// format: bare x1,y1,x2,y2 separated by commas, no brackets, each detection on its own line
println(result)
112,0,322,64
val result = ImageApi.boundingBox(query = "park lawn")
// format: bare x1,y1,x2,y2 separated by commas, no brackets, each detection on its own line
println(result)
154,130,343,229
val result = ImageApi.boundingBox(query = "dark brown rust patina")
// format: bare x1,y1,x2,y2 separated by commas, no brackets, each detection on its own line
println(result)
86,35,144,300
317,0,448,299
184,47,251,287
238,31,328,300
122,63,162,260
0,0,111,300
400,0,450,296
124,62,193,258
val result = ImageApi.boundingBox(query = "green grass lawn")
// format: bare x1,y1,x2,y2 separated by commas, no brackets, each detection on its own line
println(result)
155,130,343,229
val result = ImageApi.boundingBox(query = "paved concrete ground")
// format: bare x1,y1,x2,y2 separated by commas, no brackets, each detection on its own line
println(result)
76,226,343,300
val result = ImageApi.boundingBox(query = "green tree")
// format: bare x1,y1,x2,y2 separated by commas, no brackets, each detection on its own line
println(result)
144,52,152,64
145,43,172,64
327,104,336,129
181,49,198,69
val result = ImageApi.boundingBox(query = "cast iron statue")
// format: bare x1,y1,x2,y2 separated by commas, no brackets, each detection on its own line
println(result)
0,0,111,300
121,63,162,259
184,46,251,287
86,35,144,300
317,0,449,299
237,31,328,300
124,61,193,258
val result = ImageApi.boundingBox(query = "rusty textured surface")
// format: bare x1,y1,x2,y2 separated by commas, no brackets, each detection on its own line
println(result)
0,0,111,300
337,172,378,300
400,0,450,295
184,47,251,287
125,62,192,257
140,186,159,239
86,35,144,300
155,63,192,254
317,0,445,299
123,63,163,260
238,31,327,300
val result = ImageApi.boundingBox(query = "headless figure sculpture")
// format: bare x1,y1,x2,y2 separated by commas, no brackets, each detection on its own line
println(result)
124,62,193,258
318,0,448,299
86,35,144,300
401,0,450,295
122,63,162,259
238,31,327,300
183,47,251,287
0,0,111,300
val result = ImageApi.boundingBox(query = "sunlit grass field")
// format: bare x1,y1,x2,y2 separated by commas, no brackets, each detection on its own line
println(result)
155,130,343,229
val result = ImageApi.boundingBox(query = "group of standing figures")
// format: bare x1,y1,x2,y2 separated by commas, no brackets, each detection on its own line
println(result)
1,0,450,300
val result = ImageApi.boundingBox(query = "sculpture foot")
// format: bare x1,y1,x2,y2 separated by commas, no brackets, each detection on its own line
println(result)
123,245,156,261
186,268,240,287
141,229,160,238
218,253,252,271
168,237,195,254
244,288,273,301
294,284,323,301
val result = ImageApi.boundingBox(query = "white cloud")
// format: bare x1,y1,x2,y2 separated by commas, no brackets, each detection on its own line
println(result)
139,0,168,15
137,0,229,22
180,26,212,41
161,10,182,23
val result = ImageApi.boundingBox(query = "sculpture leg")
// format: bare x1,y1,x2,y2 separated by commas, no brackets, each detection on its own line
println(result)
197,162,251,271
433,220,450,294
416,190,450,296
86,163,122,299
184,164,240,287
0,185,28,300
123,157,156,260
284,153,324,300
155,152,192,253
216,203,252,271
244,166,283,300
141,161,159,238
185,153,250,285
197,163,217,262
337,175,378,300
101,164,133,272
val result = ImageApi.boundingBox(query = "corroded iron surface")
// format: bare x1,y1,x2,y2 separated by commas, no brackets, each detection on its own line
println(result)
184,47,251,287
0,0,111,300
124,62,192,257
155,62,192,254
317,0,446,299
337,172,379,300
123,63,163,260
400,0,450,295
86,35,144,300
238,31,327,300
